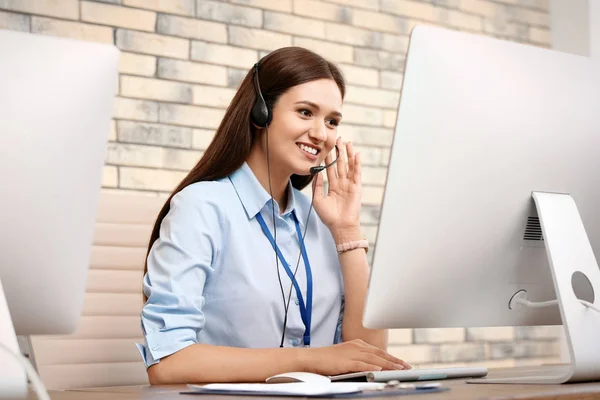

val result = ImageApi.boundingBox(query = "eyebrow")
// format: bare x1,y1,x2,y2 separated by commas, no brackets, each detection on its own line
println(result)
294,100,343,119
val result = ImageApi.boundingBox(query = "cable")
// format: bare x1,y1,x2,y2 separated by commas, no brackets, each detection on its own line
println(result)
264,123,289,348
514,297,600,314
0,342,50,400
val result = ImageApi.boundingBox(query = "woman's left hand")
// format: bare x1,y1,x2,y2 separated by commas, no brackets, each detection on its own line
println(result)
313,137,362,242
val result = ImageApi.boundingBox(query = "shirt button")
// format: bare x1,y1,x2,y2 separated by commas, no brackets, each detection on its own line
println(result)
291,338,300,346
295,298,300,306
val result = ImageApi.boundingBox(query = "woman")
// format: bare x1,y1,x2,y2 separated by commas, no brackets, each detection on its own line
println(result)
136,47,410,385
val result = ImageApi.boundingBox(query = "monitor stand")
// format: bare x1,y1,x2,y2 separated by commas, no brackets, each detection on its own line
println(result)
468,191,600,384
0,277,27,398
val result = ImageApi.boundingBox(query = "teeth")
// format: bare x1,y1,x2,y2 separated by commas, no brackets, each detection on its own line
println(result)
298,144,318,155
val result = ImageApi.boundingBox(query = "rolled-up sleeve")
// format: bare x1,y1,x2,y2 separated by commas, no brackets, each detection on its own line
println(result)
136,186,222,368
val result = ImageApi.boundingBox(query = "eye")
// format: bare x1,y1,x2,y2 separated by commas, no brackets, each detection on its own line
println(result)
326,118,340,128
298,109,312,117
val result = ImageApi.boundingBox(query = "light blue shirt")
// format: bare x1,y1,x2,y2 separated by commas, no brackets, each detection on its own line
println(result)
136,162,345,367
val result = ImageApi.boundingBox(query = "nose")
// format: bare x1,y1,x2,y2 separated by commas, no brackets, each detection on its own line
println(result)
308,119,327,143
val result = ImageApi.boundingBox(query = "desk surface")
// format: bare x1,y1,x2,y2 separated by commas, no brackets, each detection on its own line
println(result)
29,367,600,400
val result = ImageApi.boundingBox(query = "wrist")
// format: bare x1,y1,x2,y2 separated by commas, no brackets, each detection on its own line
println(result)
296,347,318,373
331,226,362,244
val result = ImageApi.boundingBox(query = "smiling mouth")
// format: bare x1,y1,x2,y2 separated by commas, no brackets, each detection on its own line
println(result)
297,143,320,156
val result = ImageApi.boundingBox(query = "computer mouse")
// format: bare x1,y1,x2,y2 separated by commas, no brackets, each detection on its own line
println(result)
265,371,332,384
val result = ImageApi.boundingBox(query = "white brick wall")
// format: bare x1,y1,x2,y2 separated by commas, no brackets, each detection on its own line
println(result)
0,0,556,367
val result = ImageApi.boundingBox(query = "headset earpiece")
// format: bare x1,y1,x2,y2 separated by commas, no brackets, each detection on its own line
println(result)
250,62,271,128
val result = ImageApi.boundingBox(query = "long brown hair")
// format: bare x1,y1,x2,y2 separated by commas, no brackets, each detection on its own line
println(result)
143,47,345,301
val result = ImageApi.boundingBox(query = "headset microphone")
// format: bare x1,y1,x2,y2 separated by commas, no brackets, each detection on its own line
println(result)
309,145,340,175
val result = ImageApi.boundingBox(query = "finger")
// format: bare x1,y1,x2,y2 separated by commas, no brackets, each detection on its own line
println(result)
313,170,324,197
359,352,406,371
353,151,362,186
336,137,347,179
346,141,355,179
365,346,409,369
325,147,337,189
348,361,383,373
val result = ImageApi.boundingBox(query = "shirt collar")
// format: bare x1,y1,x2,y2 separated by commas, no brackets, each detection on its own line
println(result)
229,162,303,226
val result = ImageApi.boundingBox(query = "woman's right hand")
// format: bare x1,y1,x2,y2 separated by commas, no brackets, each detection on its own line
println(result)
303,340,412,376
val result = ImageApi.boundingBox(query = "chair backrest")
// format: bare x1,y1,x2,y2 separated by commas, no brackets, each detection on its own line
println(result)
30,191,166,390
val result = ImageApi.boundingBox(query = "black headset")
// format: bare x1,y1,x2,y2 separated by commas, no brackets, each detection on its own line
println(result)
251,61,340,347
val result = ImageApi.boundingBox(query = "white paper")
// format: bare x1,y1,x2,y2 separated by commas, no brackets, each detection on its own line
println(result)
187,382,387,396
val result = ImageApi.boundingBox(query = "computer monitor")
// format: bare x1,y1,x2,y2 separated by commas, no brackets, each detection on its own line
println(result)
363,26,600,384
0,29,119,397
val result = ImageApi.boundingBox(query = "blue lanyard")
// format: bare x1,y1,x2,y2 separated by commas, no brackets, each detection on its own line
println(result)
255,212,313,347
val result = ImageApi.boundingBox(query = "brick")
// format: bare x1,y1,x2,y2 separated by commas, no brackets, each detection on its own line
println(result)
324,23,379,48
351,9,409,35
119,52,156,77
119,167,186,191
490,340,560,359
339,64,378,88
483,19,528,40
102,166,118,187
192,85,236,108
379,33,410,53
88,0,121,4
163,147,203,170
122,0,194,16
230,0,292,12
0,0,78,19
383,110,397,128
340,125,393,146
380,71,403,90
517,0,550,11
106,142,162,168
108,120,117,141
361,166,387,185
381,148,390,166
159,103,225,129
362,225,377,243
191,41,258,69
515,326,562,340
228,68,248,88
293,37,353,64
0,10,30,31
192,129,216,150
414,328,465,344
31,17,113,44
113,97,159,122
157,14,227,43
345,86,400,109
325,0,378,11
355,145,383,166
196,0,262,28
506,5,549,27
530,27,550,44
228,26,292,52
121,76,193,103
354,48,405,70
467,327,515,342
388,344,437,364
363,185,384,205
388,329,412,345
116,30,189,60
439,343,485,363
458,0,499,18
264,11,325,39
118,120,193,148
360,205,380,225
293,0,351,23
81,1,156,31
436,8,482,31
380,0,435,22
342,104,382,126
158,59,228,86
